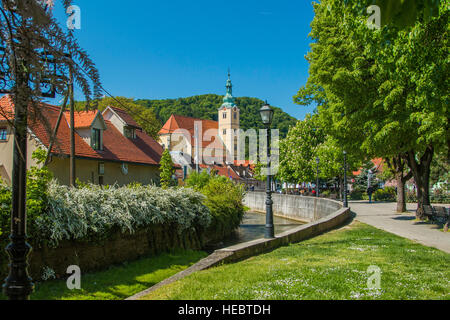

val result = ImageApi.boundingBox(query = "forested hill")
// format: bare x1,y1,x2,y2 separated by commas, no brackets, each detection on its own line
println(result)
137,94,297,138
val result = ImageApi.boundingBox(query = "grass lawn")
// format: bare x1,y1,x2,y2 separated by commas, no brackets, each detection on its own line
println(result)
142,221,450,300
1,250,207,300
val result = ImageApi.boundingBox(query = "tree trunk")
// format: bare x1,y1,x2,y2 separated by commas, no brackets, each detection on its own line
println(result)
403,147,434,220
386,155,412,213
396,173,407,213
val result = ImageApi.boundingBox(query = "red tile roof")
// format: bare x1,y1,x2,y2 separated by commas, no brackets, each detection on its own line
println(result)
64,110,101,129
108,106,141,129
0,95,163,166
160,114,218,132
234,160,255,168
199,164,241,181
160,114,224,149
353,158,384,176
0,94,14,121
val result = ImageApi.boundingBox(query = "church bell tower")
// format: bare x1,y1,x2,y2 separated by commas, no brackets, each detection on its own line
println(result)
218,71,240,162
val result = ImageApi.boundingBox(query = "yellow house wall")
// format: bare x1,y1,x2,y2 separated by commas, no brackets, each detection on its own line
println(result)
0,123,43,185
48,157,160,186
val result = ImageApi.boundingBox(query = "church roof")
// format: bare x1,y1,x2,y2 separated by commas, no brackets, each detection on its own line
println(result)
159,114,223,149
221,72,237,109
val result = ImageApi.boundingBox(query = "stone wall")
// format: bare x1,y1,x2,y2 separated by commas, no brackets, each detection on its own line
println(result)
244,192,343,222
21,224,203,281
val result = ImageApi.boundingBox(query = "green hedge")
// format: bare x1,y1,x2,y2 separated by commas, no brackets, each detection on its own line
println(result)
185,171,245,242
373,187,397,202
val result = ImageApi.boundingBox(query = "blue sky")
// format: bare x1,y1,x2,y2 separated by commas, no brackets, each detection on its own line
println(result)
52,0,316,120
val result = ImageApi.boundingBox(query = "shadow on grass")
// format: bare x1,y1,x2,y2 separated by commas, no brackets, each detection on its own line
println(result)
7,250,207,300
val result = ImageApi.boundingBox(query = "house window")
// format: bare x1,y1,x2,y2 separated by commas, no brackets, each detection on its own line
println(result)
234,112,237,119
223,129,226,135
92,128,102,150
223,112,227,119
124,127,135,139
98,162,105,175
0,128,7,141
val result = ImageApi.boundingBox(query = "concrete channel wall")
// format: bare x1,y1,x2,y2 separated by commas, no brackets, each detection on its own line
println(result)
128,192,351,300
243,192,343,222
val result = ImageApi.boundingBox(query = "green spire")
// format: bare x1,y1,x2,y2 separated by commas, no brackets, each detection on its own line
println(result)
222,70,236,108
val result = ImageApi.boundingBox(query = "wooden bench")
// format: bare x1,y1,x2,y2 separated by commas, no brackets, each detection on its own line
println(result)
434,207,450,232
423,205,450,231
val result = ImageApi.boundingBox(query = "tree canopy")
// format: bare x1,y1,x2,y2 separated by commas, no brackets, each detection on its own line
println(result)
294,0,448,208
280,114,361,184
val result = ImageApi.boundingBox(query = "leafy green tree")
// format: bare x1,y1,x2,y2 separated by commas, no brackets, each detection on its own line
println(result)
159,149,175,189
295,0,448,215
279,114,360,191
327,0,442,28
252,162,266,182
279,114,324,184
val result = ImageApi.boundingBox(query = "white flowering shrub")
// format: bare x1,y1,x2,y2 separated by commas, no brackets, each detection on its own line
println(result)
35,181,211,246
41,266,56,281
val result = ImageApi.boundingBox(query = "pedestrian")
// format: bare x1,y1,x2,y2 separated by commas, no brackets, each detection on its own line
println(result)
367,186,373,203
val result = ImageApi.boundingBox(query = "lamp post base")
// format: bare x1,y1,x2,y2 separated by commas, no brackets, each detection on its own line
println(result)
3,237,34,300
265,225,275,239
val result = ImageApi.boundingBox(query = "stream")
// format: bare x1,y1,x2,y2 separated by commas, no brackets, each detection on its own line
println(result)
209,211,304,250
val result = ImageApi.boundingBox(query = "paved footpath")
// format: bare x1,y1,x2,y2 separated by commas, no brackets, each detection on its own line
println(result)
350,201,450,254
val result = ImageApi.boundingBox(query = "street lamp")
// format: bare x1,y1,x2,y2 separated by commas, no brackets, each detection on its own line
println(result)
343,150,348,208
260,101,274,239
316,157,320,198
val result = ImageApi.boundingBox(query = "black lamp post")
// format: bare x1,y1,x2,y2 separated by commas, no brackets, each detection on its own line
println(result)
260,101,274,239
316,157,320,198
343,150,348,208
2,51,60,300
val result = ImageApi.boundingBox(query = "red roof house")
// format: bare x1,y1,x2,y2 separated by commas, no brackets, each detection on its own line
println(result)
0,95,163,186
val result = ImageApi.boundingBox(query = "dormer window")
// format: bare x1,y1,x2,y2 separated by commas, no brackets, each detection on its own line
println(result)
124,126,136,139
92,128,102,150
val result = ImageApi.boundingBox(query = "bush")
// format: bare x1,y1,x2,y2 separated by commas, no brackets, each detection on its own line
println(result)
1,180,211,249
0,148,53,241
37,182,211,247
373,187,397,202
350,190,364,200
202,176,245,241
159,149,175,189
185,171,212,191
320,190,331,198
185,171,245,241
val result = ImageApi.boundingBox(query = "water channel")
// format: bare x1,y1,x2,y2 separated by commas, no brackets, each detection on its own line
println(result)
210,211,304,250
